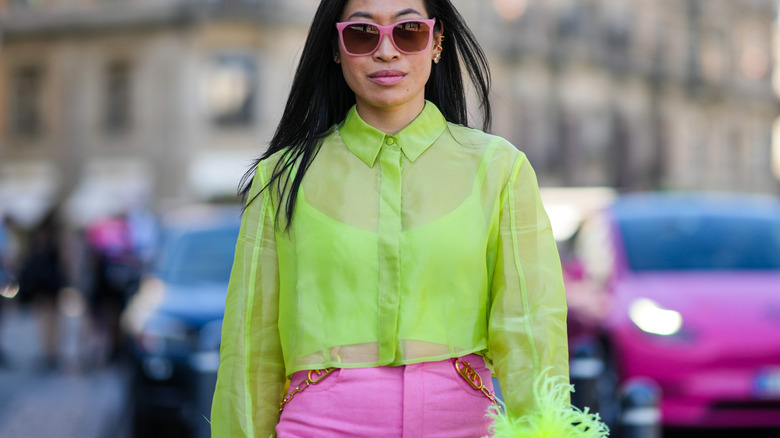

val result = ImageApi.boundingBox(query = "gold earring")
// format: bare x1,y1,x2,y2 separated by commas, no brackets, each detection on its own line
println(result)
433,35,444,64
334,54,340,63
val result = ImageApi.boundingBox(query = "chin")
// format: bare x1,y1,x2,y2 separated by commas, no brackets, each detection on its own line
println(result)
358,89,421,111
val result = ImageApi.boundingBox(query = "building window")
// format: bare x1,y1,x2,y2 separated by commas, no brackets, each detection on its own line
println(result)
10,65,44,137
105,61,133,134
206,53,257,127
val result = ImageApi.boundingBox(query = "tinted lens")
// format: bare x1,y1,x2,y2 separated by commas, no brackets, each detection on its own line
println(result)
392,21,431,52
342,23,380,55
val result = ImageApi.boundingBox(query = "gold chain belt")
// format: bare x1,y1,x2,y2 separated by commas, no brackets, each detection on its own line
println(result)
279,368,336,413
278,358,499,413
453,358,500,405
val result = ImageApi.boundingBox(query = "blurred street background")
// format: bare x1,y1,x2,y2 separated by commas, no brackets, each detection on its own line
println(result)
1,0,780,437
0,302,130,438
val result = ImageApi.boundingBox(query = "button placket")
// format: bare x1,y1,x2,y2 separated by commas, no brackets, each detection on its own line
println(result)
377,139,402,361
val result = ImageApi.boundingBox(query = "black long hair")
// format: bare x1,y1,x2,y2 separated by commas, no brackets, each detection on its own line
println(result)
239,0,492,229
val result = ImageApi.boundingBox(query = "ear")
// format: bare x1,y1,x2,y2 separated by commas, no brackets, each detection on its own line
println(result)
433,22,444,54
432,23,444,61
332,42,342,64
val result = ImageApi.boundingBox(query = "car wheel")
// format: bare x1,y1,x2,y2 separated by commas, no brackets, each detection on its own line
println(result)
570,339,621,435
131,404,153,438
130,381,154,438
130,384,190,438
594,351,621,434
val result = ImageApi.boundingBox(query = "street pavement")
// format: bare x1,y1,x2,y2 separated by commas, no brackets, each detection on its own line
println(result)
0,302,131,438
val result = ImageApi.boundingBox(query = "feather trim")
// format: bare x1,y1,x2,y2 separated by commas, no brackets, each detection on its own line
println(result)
485,372,609,438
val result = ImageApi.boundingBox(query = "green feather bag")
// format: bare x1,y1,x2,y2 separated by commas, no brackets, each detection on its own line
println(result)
485,372,610,438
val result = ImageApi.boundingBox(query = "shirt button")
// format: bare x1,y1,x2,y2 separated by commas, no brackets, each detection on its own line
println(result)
386,137,396,145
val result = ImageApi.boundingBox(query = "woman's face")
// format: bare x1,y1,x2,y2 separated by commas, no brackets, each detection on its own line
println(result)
337,0,440,118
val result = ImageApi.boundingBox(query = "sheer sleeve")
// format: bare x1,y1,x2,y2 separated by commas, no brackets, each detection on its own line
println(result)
211,164,285,438
488,151,569,418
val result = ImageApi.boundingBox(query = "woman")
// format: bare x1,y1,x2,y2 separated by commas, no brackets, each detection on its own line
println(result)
212,1,604,437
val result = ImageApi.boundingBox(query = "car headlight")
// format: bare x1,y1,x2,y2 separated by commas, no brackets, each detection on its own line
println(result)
138,314,192,355
629,298,683,336
0,281,19,299
0,264,18,299
121,277,165,336
143,357,174,381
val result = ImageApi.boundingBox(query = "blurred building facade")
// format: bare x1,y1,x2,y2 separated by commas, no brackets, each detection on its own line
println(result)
0,0,317,229
0,0,779,230
461,0,780,193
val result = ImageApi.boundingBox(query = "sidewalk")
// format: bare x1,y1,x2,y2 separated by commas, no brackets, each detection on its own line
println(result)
0,302,130,438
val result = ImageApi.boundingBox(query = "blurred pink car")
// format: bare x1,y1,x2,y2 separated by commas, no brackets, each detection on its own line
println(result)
564,193,780,429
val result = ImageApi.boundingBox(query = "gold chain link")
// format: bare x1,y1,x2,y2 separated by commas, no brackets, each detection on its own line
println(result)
454,358,500,405
279,368,336,413
279,360,498,414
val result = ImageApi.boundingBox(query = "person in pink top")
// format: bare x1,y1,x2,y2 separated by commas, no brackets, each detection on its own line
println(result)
86,214,140,364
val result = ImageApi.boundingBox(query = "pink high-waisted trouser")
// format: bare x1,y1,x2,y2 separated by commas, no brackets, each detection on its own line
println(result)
276,354,495,438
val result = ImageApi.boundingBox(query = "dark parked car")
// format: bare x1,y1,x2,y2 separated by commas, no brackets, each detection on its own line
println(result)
121,205,241,437
563,193,780,434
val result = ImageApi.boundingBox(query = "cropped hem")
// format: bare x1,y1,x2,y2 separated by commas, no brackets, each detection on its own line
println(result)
284,345,488,377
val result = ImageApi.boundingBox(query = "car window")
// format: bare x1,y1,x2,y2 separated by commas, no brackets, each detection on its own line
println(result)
619,215,780,271
158,226,239,284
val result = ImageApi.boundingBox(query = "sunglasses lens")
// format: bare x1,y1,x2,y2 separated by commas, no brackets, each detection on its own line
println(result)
392,21,431,53
342,23,380,55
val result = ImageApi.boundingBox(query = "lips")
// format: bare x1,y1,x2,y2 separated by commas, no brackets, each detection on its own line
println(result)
368,69,405,85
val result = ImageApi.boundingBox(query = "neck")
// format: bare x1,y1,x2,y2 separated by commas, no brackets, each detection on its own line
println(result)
355,99,426,135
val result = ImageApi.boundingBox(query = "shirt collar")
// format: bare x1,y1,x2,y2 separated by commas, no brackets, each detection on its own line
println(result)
338,101,447,167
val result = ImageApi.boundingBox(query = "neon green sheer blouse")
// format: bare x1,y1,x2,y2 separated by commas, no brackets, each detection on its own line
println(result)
211,102,569,438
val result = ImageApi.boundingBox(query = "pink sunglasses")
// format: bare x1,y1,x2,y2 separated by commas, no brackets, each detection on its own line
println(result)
336,18,437,56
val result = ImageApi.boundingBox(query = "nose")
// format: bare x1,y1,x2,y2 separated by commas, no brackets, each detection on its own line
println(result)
372,33,400,61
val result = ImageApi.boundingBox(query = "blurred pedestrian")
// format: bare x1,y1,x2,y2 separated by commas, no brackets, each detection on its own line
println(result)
17,210,64,371
85,213,141,365
211,1,606,437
